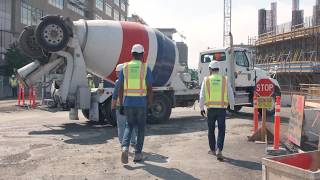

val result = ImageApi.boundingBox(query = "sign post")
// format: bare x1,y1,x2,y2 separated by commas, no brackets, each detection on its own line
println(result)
248,79,275,143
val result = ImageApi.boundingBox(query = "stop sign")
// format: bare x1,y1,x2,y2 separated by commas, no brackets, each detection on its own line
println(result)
255,79,275,97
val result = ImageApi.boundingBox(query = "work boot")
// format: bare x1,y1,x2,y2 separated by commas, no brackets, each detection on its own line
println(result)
216,149,223,161
133,153,143,162
208,150,216,156
121,147,129,164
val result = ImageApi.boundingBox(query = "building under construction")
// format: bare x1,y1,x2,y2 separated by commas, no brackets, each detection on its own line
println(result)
255,0,320,95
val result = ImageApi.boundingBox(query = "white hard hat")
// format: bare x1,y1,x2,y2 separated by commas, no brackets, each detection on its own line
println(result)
87,74,93,78
209,61,221,70
131,44,144,53
11,74,15,78
116,64,123,72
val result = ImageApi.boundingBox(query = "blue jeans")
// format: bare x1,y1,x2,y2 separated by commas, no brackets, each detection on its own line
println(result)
207,108,226,151
116,109,137,145
122,107,147,154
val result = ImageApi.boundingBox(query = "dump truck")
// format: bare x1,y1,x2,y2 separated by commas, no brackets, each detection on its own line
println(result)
17,15,199,125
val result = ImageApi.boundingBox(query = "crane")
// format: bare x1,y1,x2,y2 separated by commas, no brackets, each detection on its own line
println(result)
223,0,232,47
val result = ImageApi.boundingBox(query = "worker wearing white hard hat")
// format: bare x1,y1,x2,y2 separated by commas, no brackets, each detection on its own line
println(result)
118,44,153,163
112,63,137,147
131,44,145,54
199,60,235,161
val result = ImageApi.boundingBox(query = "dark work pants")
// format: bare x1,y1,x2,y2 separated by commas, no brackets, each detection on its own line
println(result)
122,107,147,154
12,87,17,97
207,108,226,151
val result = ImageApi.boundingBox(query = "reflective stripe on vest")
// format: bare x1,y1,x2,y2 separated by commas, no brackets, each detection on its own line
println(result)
204,74,229,109
123,60,147,97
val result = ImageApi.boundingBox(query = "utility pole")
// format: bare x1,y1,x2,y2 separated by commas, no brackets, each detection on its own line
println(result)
223,0,232,48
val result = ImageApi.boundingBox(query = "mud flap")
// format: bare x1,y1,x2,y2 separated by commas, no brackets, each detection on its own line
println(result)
89,94,99,122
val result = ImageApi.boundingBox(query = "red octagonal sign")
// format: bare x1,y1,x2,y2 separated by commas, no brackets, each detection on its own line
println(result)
255,79,275,97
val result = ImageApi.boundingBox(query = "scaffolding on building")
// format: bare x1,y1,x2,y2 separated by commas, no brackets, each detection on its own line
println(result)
256,23,320,96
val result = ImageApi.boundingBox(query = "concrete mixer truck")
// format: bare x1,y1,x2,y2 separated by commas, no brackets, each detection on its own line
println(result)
16,15,199,125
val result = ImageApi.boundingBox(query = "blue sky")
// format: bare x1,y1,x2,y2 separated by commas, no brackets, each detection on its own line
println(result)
129,0,316,68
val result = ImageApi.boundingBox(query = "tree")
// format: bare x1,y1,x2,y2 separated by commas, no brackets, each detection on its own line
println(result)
4,42,33,76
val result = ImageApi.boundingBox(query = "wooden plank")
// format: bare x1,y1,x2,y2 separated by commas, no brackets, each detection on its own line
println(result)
305,101,320,108
288,95,305,146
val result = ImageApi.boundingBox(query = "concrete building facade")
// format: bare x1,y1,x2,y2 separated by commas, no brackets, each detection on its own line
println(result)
0,0,129,98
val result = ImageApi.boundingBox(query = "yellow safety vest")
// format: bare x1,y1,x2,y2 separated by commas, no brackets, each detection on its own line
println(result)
88,79,95,89
10,78,18,87
204,74,229,109
123,60,147,97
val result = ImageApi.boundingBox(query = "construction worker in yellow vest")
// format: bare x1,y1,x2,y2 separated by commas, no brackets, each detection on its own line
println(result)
199,61,235,161
87,74,96,89
9,74,18,97
111,63,137,147
118,44,153,164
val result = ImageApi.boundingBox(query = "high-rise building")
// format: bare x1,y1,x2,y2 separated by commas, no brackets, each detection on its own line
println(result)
292,0,300,11
0,0,129,97
257,2,277,35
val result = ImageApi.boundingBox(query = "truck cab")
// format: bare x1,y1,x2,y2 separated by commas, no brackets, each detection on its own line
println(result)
198,47,281,114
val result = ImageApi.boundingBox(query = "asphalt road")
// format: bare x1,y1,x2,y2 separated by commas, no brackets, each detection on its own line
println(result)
0,105,288,180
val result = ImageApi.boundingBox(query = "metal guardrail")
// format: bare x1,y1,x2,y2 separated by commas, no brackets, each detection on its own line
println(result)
256,61,320,73
256,24,320,46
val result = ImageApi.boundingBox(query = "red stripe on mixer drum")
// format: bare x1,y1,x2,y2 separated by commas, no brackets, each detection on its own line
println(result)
107,22,149,81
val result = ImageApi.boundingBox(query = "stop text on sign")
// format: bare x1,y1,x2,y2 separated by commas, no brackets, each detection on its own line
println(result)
255,79,275,97
256,84,274,92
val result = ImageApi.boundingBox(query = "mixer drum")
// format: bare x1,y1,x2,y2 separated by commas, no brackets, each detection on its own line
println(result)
19,15,179,87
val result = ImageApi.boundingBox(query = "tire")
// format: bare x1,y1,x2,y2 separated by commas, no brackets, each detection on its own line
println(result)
35,16,70,52
147,94,172,124
81,98,116,126
81,105,106,124
82,109,89,119
103,98,117,127
18,26,44,58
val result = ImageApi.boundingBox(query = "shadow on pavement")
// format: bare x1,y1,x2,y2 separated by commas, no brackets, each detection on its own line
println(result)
143,152,169,163
147,115,207,136
223,157,262,171
124,152,199,180
28,115,207,145
29,122,117,145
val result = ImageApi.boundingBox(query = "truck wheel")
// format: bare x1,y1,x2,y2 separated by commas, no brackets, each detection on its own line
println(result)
81,102,108,124
82,109,89,119
148,94,172,124
99,98,117,127
35,16,70,52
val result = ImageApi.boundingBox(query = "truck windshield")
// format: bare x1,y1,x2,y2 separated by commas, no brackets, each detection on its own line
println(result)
201,52,226,63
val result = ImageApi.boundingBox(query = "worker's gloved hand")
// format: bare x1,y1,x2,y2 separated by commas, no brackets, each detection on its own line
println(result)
201,110,206,117
119,106,125,115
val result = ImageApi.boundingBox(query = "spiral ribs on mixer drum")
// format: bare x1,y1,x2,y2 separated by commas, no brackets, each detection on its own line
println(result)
18,26,43,58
